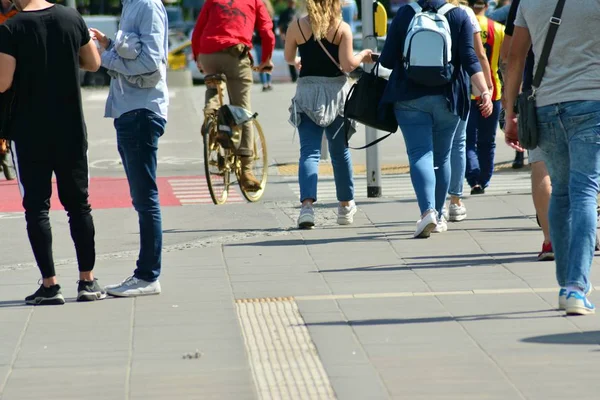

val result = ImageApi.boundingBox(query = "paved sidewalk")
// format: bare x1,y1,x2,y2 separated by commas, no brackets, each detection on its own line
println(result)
1,84,597,400
2,193,600,400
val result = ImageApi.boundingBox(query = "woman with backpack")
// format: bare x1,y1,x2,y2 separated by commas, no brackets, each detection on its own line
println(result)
380,0,493,238
284,0,372,229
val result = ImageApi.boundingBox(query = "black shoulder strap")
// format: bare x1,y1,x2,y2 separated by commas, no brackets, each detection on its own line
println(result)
297,19,308,42
532,0,566,89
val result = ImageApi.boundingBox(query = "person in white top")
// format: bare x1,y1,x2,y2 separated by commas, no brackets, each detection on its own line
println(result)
445,0,493,223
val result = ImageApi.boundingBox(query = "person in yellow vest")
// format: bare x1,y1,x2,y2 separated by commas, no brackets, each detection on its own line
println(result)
0,0,17,180
465,0,504,195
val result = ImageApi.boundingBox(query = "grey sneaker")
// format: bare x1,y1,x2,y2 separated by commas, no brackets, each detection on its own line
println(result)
337,201,357,225
298,205,315,229
448,203,467,222
106,276,161,298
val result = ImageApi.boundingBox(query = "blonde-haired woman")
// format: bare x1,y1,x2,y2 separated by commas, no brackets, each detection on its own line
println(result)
444,0,493,223
284,0,372,229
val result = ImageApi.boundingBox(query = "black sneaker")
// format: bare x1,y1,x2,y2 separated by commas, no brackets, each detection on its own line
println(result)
25,284,65,305
470,186,485,195
77,279,107,302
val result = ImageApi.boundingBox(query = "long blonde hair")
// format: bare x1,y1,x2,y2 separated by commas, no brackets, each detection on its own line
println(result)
306,0,341,40
262,0,275,18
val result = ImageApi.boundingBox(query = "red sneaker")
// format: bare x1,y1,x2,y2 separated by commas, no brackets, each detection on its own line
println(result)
538,242,555,262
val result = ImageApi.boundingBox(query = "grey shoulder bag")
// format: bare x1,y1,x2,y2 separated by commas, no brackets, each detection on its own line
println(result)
516,0,565,150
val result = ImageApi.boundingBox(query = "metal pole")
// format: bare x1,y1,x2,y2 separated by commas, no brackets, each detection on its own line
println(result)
65,0,76,8
361,0,382,197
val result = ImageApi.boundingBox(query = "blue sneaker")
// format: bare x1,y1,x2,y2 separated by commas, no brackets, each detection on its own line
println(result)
565,291,595,315
559,286,593,310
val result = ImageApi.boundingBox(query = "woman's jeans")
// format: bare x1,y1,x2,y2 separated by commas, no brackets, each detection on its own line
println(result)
449,115,469,197
298,115,354,203
466,100,502,188
537,101,600,291
395,96,460,216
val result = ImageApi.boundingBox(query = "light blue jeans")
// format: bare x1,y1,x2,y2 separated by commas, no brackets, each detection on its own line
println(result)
395,96,460,216
536,101,600,291
298,115,354,203
449,115,469,197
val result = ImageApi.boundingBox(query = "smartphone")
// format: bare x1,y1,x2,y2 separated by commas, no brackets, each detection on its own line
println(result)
371,53,380,62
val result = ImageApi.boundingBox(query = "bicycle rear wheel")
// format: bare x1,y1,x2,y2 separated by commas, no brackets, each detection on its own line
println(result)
203,117,230,205
238,119,268,202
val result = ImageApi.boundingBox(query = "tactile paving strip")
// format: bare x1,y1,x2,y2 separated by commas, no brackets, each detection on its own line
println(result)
236,297,336,400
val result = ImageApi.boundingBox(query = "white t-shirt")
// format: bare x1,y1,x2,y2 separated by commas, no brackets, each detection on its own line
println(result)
460,5,481,34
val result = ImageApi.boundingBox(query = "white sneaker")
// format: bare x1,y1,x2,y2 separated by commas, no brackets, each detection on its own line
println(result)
414,211,437,239
448,203,467,222
432,216,448,233
298,205,315,229
106,276,161,297
337,201,357,225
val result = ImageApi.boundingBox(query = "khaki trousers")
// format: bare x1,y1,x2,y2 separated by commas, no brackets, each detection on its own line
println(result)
198,46,254,156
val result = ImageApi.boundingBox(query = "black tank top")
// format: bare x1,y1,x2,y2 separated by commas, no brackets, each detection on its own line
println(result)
297,20,343,78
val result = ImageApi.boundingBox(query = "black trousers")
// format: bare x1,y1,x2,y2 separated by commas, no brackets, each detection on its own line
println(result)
11,138,95,278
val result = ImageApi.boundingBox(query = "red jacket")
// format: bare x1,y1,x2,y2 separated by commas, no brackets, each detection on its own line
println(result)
191,0,275,63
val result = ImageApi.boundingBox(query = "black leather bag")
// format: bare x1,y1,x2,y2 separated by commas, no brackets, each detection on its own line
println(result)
516,0,565,150
344,62,397,149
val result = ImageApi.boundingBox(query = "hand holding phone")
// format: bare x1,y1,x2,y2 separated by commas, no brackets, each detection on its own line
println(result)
371,53,380,62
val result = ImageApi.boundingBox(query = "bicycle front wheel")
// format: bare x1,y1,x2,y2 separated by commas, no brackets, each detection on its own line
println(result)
239,119,268,202
203,118,230,205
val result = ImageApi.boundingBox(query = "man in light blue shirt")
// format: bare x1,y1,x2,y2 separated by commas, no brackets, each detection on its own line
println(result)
90,0,169,297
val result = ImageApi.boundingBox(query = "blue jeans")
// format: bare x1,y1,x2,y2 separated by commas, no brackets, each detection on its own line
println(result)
254,45,272,86
449,115,468,197
466,100,501,188
115,109,166,282
536,101,600,291
395,96,460,216
298,115,354,202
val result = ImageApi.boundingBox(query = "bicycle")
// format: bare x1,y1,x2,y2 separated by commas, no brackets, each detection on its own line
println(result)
202,73,268,205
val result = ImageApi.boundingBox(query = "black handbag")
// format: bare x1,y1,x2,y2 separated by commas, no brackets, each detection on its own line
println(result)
343,62,398,149
516,0,565,150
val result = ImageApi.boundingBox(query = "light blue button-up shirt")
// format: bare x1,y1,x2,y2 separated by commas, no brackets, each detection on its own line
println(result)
101,0,169,120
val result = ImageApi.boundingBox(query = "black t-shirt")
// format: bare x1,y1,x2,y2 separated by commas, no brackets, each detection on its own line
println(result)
278,7,296,34
0,5,90,142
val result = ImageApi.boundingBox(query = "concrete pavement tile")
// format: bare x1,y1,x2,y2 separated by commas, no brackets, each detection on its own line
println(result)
1,366,127,399
229,273,319,283
231,280,332,298
330,376,390,400
324,280,430,295
297,299,341,314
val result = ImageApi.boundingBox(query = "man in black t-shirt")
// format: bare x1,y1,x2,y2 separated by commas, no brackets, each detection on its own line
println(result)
0,0,106,305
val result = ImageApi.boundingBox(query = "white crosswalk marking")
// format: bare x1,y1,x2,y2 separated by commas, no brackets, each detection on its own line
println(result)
168,177,245,205
284,172,532,201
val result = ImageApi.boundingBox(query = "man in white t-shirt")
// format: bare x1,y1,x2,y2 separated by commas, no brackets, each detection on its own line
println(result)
446,0,494,223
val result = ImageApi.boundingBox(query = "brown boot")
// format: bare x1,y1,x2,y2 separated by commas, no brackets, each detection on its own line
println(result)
240,156,262,192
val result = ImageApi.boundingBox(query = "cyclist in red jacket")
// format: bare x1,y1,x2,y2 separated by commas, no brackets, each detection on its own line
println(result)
192,0,275,191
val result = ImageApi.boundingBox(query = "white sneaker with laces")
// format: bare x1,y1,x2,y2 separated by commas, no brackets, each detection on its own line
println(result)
106,276,161,297
337,201,357,225
432,216,448,233
414,211,437,239
297,205,315,229
448,203,467,222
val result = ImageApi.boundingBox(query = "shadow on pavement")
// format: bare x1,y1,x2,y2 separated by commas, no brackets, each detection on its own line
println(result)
304,309,561,327
522,331,600,346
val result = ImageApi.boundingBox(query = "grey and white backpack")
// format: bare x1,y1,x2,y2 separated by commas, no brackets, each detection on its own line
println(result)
403,2,456,86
